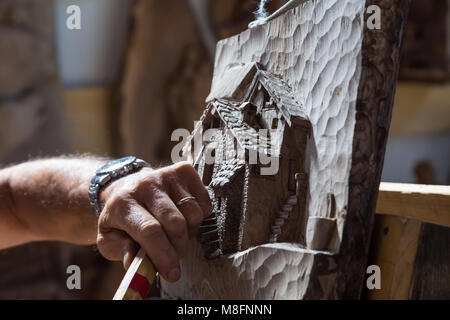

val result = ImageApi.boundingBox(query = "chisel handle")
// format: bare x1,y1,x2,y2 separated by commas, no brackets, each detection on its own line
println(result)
113,247,157,300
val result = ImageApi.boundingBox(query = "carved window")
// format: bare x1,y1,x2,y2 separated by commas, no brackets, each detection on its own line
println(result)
271,118,278,129
211,116,221,129
243,104,258,125
288,159,297,192
203,163,214,186
190,139,195,158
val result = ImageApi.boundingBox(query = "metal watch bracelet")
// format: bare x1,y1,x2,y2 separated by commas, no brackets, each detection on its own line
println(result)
88,157,149,217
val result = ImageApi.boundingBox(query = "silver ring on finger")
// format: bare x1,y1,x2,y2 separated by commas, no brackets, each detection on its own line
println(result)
176,195,197,207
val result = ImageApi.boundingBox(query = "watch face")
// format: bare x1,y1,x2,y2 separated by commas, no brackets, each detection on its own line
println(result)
97,156,136,175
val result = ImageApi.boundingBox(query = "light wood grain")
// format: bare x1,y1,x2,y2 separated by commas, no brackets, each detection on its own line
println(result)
366,214,422,300
377,182,450,227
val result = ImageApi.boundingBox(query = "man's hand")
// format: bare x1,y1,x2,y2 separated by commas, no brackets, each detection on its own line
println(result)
96,161,212,282
0,157,212,284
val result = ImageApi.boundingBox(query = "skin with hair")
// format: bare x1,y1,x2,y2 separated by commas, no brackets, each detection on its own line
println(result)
0,157,212,283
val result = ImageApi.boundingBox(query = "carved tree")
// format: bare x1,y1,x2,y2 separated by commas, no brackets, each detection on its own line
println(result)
160,0,410,299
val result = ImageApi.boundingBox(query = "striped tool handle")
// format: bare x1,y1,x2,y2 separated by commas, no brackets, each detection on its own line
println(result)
113,247,157,300
113,158,204,300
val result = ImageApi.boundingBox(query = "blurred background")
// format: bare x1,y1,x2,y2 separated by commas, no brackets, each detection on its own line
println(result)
0,0,448,299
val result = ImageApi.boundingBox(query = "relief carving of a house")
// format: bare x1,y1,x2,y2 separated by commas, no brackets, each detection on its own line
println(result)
183,63,313,257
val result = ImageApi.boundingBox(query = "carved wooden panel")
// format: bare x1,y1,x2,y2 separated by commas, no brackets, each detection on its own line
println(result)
160,0,410,300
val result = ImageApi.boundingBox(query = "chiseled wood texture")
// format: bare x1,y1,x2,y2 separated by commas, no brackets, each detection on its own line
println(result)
162,0,367,299
334,0,411,299
161,242,337,299
181,63,312,256
376,182,450,227
207,0,366,237
162,0,410,300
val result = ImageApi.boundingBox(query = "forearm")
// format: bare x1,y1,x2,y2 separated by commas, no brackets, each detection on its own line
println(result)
0,157,108,249
0,157,212,282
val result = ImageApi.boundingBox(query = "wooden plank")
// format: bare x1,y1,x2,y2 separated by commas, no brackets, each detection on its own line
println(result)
410,223,450,299
365,214,422,299
160,0,410,300
376,182,450,227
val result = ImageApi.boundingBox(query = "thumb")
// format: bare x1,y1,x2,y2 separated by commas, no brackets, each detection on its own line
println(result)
97,230,139,270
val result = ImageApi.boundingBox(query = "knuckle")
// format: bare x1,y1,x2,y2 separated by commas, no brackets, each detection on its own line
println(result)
140,221,164,241
141,173,161,188
97,211,109,228
107,192,130,209
96,233,107,248
165,214,187,236
96,234,116,260
143,170,170,192
188,209,204,228
173,161,195,177
176,161,194,171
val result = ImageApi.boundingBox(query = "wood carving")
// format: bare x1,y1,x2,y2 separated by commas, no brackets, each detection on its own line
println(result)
184,63,312,258
160,0,410,299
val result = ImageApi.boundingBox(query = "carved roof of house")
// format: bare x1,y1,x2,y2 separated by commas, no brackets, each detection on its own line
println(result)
251,70,308,127
211,99,273,156
210,158,246,189
183,63,311,163
206,62,309,127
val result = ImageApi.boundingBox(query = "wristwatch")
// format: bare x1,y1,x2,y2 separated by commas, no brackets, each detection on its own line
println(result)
89,156,149,217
